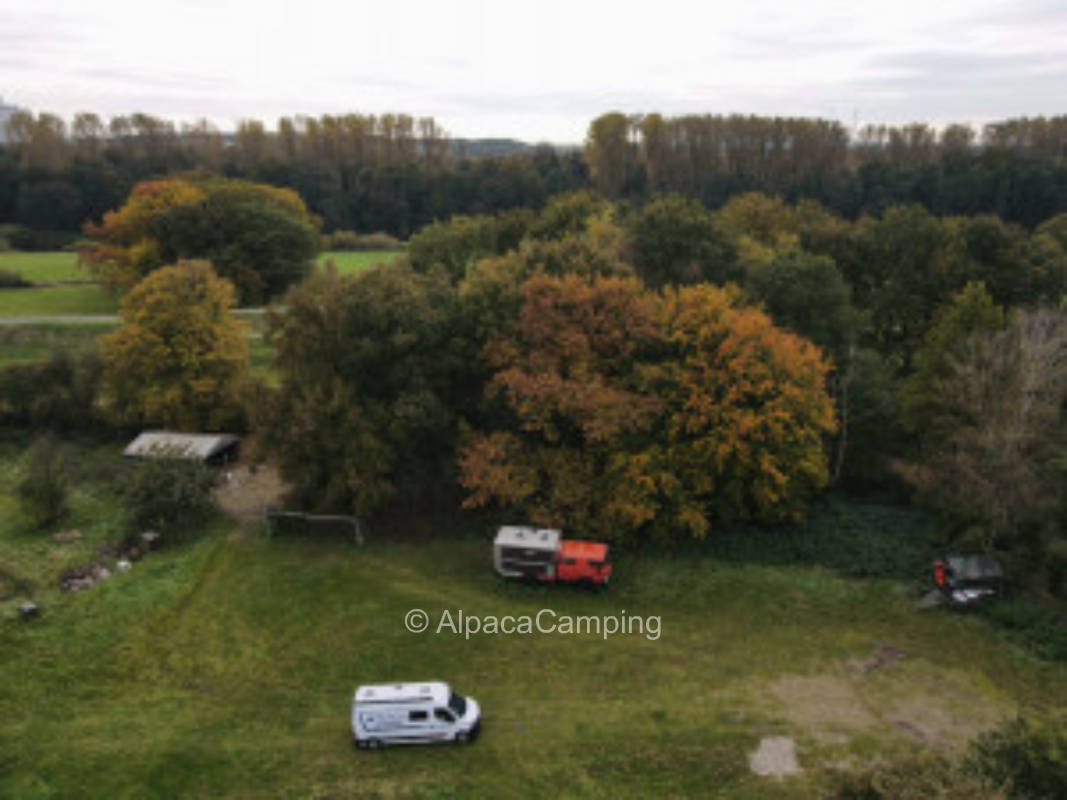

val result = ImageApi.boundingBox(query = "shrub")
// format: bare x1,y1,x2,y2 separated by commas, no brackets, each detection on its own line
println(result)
0,349,106,431
827,755,1004,799
967,715,1067,799
356,231,402,250
324,230,402,251
980,598,1067,661
0,268,30,288
324,230,361,250
6,228,78,251
118,454,217,538
16,435,70,530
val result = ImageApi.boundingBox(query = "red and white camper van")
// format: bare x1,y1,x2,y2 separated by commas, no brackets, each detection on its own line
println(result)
492,526,612,586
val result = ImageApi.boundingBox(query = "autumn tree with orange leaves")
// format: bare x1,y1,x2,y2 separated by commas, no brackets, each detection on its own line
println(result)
459,274,836,541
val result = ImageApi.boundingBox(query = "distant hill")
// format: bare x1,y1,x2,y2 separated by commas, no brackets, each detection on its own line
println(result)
450,138,581,157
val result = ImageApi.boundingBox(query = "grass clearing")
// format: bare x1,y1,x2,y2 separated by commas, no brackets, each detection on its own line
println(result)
0,285,118,317
318,249,402,275
0,251,86,284
1,439,1065,798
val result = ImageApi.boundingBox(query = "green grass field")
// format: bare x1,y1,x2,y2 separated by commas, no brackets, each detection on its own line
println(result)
1,439,1064,799
0,251,395,320
0,285,118,317
317,250,402,274
0,250,398,285
0,251,86,284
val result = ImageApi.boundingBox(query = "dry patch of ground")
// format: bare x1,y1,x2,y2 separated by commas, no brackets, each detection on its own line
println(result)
213,462,287,530
749,643,1015,776
770,674,881,744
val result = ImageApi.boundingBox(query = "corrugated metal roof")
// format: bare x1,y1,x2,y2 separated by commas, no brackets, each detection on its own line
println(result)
123,431,239,461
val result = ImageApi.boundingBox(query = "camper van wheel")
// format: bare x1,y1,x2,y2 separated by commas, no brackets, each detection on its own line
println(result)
367,738,382,750
455,731,469,744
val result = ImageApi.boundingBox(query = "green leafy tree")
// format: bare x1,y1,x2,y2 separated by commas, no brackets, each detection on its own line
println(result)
625,193,739,287
900,281,1007,435
406,214,500,282
527,190,611,241
17,435,69,530
83,175,319,303
744,249,859,360
98,260,250,430
952,214,1067,308
260,264,477,517
119,454,216,538
406,209,533,283
851,205,969,367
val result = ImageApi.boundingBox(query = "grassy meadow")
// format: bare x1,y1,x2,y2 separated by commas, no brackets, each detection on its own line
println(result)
0,251,89,284
0,251,397,320
317,249,403,275
1,437,1065,799
0,285,119,317
0,249,399,376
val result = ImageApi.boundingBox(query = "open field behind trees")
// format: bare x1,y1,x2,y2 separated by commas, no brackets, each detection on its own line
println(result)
1,438,1065,799
0,250,399,375
0,251,398,314
317,249,403,274
0,251,88,284
0,285,118,317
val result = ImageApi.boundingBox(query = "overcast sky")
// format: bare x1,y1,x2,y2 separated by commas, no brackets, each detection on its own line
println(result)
1,0,1064,143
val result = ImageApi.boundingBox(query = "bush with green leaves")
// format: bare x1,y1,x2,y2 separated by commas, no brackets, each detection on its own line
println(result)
118,454,217,538
324,230,402,251
16,435,70,530
0,268,29,287
826,753,1005,800
0,349,105,431
967,716,1067,800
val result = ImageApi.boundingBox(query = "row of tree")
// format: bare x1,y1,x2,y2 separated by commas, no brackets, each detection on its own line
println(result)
586,112,1067,225
0,110,586,240
3,178,1065,557
3,110,1067,241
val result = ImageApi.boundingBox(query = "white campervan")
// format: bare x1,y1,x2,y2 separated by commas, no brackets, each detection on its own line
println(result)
351,681,481,749
493,526,561,580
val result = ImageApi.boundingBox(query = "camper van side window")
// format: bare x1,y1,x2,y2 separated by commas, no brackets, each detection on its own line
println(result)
434,708,454,722
409,710,428,722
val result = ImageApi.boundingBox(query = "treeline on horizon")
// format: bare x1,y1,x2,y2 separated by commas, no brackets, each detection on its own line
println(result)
1,109,1066,243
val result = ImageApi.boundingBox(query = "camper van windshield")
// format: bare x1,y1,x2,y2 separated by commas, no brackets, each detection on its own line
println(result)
448,691,467,717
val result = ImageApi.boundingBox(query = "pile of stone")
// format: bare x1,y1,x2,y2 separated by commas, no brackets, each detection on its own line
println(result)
57,531,162,593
